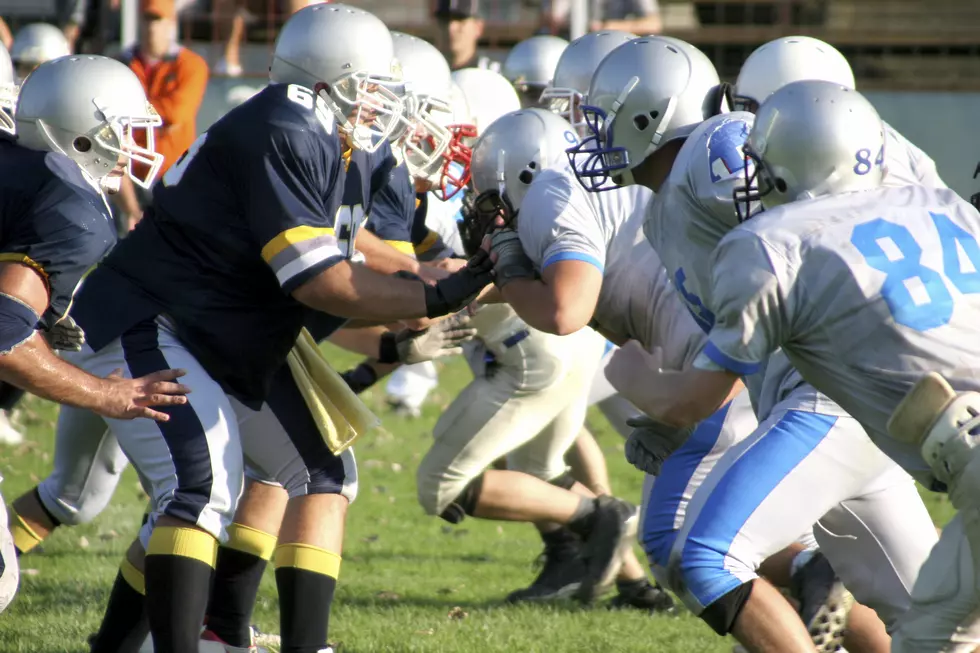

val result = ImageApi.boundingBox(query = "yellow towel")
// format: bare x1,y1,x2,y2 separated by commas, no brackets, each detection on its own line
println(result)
286,328,380,454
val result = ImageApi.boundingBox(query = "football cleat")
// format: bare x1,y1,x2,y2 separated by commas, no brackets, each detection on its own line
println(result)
574,496,639,604
506,530,585,603
790,551,853,653
607,579,676,614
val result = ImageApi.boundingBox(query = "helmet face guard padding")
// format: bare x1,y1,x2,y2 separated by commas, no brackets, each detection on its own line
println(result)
396,94,477,200
31,97,163,192
315,72,406,153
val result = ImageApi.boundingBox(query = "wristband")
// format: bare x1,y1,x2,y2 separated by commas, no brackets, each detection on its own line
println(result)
378,331,400,364
340,362,379,394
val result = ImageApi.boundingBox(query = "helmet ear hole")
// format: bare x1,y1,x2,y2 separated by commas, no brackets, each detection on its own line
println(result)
649,110,659,120
73,136,92,153
774,177,788,192
633,114,649,131
518,169,534,184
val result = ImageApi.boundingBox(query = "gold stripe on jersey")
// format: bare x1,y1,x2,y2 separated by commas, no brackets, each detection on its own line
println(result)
0,253,47,279
385,239,415,256
414,230,442,255
261,226,337,264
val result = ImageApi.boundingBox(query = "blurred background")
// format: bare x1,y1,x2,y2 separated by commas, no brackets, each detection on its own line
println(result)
1,0,978,196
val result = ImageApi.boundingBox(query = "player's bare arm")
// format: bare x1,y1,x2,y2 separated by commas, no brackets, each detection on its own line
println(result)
0,262,189,421
500,259,602,335
605,340,742,427
292,250,491,322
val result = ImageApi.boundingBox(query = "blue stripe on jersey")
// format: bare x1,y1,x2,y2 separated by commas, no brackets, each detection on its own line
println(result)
642,401,732,567
679,410,836,608
541,250,603,272
701,341,761,376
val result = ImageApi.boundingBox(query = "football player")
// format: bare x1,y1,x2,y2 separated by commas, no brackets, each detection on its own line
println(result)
632,78,980,653
570,37,935,653
501,35,568,109
65,6,490,653
0,53,189,615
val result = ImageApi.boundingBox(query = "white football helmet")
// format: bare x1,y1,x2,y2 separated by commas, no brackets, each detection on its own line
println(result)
391,31,476,200
540,30,636,135
11,23,71,82
0,42,16,136
16,55,163,192
269,4,405,152
470,108,579,222
450,67,521,137
735,80,884,219
502,35,568,108
568,36,722,190
734,36,855,112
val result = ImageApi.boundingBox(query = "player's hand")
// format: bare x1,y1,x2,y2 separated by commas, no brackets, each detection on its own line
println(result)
606,341,663,400
395,312,477,364
417,263,451,285
434,257,468,274
489,230,536,289
42,315,86,352
99,368,191,422
423,248,493,318
624,414,693,476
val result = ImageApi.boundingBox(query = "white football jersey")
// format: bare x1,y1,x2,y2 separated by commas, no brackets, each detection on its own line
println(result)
697,185,980,475
425,191,467,258
517,164,703,369
643,112,839,418
882,122,947,189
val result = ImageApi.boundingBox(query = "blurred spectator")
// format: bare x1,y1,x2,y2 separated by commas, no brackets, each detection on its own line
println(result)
541,0,662,36
115,0,208,231
212,0,326,76
434,0,494,71
10,23,71,82
0,0,87,51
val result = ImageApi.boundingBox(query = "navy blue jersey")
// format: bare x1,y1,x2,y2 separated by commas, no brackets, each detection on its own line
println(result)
0,139,116,329
365,159,415,255
411,192,452,261
72,84,366,406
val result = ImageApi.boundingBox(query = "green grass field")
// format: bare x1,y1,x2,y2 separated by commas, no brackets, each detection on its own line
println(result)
0,345,958,653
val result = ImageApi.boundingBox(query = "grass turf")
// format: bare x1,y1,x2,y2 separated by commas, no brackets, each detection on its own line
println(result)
0,345,957,652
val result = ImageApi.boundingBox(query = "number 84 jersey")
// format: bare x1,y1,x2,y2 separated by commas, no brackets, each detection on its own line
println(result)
699,184,980,474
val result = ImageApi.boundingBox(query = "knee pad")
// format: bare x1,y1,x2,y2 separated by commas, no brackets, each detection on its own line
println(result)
700,580,754,636
438,474,485,525
548,471,576,490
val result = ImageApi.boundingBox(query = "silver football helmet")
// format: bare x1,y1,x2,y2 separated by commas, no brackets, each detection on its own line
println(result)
540,30,635,135
450,67,521,137
11,23,71,82
502,35,568,109
735,36,855,112
269,3,405,152
15,55,163,193
470,108,579,226
391,31,476,199
735,80,884,219
568,36,721,190
0,42,16,136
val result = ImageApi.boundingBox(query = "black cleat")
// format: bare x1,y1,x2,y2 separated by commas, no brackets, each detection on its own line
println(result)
574,496,638,604
790,552,853,653
506,531,586,603
608,579,676,613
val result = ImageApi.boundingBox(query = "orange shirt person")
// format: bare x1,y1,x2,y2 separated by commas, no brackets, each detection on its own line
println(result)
117,0,208,231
